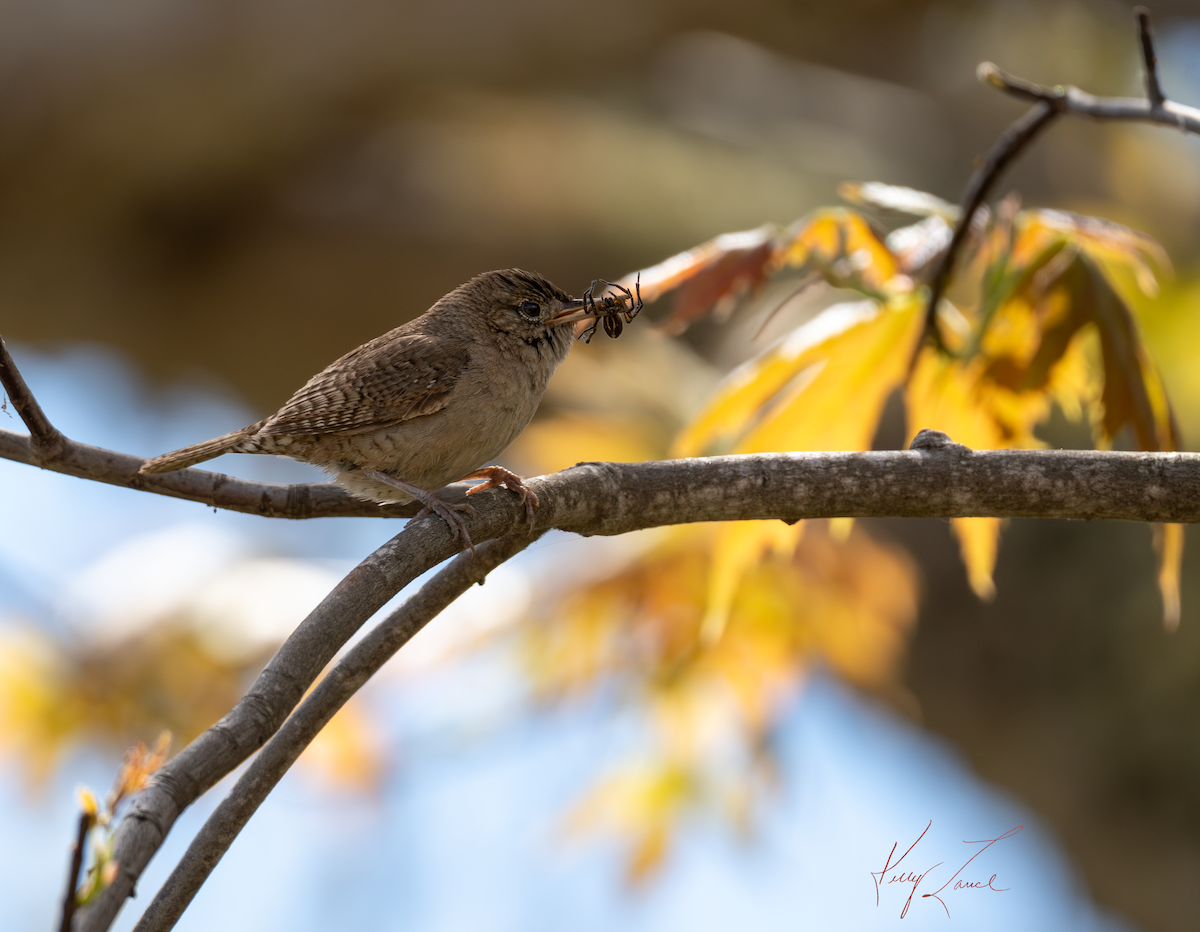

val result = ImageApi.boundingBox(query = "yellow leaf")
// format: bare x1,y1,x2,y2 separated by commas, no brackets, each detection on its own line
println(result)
1155,523,1184,632
758,522,917,691
509,412,663,476
675,295,922,458
780,209,902,295
680,294,923,639
907,350,1008,449
299,697,385,792
0,626,80,782
627,822,670,885
736,294,923,455
701,520,804,644
906,350,1022,599
1022,209,1170,297
828,517,854,541
564,762,693,885
0,620,275,784
77,786,99,818
952,518,1000,602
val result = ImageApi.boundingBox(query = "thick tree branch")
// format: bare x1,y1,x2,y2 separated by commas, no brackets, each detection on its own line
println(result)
69,429,1200,931
921,7,1198,352
133,531,543,932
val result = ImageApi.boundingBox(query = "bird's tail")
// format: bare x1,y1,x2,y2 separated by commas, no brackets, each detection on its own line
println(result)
139,426,258,474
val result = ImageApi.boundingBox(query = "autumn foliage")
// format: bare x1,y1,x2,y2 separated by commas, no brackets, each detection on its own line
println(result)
0,181,1185,890
508,181,1182,878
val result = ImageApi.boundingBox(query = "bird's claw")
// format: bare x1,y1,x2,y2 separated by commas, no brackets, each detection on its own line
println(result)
461,466,539,531
409,499,478,554
361,467,480,554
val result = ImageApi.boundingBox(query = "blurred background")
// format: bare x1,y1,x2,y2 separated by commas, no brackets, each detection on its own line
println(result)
3,0,1200,929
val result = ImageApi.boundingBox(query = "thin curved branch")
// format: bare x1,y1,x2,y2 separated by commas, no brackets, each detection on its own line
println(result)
133,530,544,932
919,100,1057,354
919,7,1199,355
1136,6,1165,109
58,810,94,932
74,515,470,932
0,334,67,460
71,431,1200,931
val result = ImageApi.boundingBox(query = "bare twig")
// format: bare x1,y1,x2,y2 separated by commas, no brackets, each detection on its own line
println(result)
919,7,1199,357
132,531,543,932
919,100,1058,355
0,334,66,461
978,61,1200,132
1136,6,1166,109
58,809,94,932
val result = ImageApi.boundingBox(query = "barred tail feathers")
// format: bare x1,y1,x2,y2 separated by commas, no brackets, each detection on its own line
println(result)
139,427,258,474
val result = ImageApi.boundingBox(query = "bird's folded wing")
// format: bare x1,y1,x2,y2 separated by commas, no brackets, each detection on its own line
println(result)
260,330,469,438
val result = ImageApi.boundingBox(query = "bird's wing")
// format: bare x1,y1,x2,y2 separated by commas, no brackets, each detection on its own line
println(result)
259,329,469,438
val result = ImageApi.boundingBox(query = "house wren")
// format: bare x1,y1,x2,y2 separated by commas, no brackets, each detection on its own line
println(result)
139,269,606,546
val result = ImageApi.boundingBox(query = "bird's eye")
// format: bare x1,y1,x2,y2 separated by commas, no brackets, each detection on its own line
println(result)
517,300,541,320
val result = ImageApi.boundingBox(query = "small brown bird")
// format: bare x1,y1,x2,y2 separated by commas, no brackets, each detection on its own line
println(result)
140,269,603,547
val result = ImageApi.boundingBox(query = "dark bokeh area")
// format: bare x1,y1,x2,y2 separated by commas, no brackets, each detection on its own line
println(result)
4,1,1200,929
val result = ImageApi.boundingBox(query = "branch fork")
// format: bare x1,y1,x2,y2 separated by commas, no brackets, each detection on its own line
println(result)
922,6,1199,348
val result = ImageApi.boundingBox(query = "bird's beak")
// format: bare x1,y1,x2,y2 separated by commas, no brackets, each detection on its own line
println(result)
547,298,598,326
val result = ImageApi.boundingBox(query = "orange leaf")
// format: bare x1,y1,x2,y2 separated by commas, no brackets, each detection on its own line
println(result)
618,226,782,334
108,730,171,812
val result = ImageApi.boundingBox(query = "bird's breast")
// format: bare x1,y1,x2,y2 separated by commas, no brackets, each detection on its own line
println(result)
320,357,545,496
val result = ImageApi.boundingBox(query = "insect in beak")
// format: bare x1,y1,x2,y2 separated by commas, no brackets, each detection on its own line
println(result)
578,276,643,343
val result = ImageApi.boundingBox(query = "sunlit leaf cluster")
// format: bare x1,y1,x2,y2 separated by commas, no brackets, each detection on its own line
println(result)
0,181,1184,889
69,732,171,906
0,620,383,790
513,182,1183,876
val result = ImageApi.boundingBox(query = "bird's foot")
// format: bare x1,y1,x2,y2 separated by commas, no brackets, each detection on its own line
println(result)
409,499,478,553
362,469,477,553
461,466,539,531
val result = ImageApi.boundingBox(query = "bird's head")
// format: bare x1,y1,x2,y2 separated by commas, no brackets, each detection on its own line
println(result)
451,269,600,356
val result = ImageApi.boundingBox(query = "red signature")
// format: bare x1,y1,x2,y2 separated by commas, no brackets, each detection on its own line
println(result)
870,821,1022,918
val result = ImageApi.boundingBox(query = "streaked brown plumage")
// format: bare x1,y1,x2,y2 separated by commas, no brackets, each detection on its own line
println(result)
140,269,601,545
